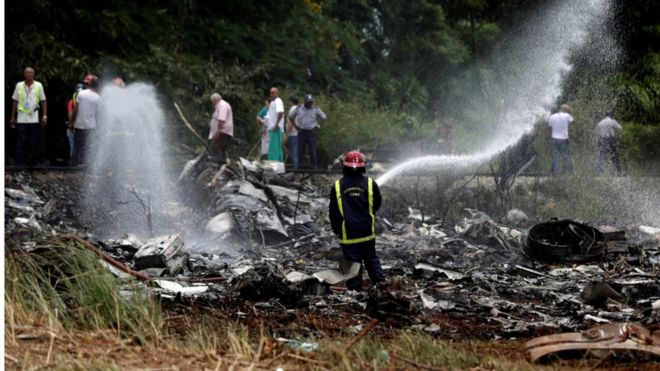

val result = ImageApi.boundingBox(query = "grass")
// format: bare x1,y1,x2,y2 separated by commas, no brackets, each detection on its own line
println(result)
379,168,660,227
5,239,162,346
6,238,656,370
339,333,572,371
535,173,660,225
7,325,602,370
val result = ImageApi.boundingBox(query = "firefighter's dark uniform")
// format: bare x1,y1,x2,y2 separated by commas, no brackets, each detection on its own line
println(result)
329,173,385,290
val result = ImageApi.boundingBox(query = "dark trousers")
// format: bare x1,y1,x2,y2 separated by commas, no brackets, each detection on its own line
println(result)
297,129,317,169
211,133,232,163
287,135,299,169
72,129,93,166
341,239,385,291
15,124,40,166
597,137,621,174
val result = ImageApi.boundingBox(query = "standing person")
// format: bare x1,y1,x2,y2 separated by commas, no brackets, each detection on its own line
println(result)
266,87,285,162
10,66,48,166
548,104,575,175
329,150,386,291
83,74,97,87
289,94,326,169
71,77,101,165
596,109,623,174
286,96,300,169
112,76,126,87
208,93,234,164
66,83,85,162
69,74,96,109
256,99,270,159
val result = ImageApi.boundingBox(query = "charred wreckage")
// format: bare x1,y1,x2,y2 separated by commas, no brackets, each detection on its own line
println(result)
5,155,660,363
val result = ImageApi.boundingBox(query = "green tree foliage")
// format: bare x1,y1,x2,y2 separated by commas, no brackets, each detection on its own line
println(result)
5,0,659,167
557,0,660,171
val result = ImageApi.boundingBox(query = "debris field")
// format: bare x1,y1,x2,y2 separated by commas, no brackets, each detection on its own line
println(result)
5,156,660,363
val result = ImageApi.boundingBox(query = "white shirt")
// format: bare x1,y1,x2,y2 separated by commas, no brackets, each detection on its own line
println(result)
287,105,298,136
12,81,46,123
74,89,101,129
548,112,574,140
267,97,284,131
597,117,622,138
209,99,234,139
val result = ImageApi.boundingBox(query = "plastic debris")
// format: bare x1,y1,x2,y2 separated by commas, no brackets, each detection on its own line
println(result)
276,338,318,352
153,280,209,297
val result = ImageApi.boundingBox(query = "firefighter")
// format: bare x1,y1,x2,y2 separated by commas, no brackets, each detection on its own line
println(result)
329,150,386,290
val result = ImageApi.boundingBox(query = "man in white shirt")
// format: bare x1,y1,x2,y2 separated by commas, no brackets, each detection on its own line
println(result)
548,104,575,175
266,87,285,162
10,66,48,166
71,77,101,165
208,93,234,163
596,109,622,174
285,96,299,169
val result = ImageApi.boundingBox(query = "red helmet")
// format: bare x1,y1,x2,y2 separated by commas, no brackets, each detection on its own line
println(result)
343,150,366,168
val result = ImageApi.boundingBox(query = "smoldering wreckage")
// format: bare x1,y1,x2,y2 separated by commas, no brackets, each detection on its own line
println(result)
5,154,660,364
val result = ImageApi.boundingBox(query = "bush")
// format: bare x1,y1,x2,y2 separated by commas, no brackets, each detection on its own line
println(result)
5,240,162,344
620,122,660,173
316,96,427,164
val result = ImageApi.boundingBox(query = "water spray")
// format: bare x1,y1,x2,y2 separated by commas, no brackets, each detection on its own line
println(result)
377,0,613,186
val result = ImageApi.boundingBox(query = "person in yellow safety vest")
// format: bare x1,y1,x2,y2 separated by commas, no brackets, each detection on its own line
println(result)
10,66,48,166
329,150,385,291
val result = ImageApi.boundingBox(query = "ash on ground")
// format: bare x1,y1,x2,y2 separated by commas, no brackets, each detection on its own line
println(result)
5,156,660,342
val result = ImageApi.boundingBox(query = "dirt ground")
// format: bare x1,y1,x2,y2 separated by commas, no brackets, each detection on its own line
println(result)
6,301,660,371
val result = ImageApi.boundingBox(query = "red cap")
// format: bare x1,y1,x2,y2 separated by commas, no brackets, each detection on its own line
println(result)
83,74,97,84
343,150,366,168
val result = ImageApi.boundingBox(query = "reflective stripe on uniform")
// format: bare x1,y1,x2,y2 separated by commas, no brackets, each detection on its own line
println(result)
334,180,348,241
334,178,375,245
17,81,41,114
368,177,375,236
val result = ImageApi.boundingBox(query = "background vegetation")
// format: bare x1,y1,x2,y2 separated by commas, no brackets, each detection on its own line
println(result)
5,0,659,169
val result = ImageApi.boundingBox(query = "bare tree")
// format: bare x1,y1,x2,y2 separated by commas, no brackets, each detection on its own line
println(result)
490,133,537,212
118,187,154,237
